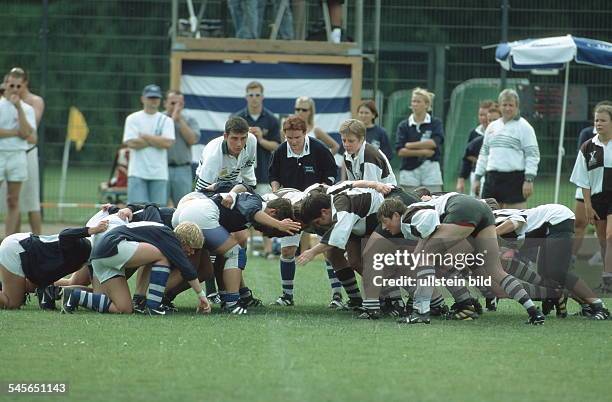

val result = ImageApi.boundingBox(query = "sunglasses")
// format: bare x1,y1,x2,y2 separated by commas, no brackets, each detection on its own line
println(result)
9,84,21,89
247,93,262,98
295,108,309,112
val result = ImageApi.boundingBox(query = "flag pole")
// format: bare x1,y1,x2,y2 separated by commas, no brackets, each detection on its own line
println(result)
554,62,570,204
58,135,71,220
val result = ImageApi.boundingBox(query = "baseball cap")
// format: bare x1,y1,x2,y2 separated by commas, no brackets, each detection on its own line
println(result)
142,84,162,98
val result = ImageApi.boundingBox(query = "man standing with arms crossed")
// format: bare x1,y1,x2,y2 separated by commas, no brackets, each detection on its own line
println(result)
0,68,36,236
123,84,175,205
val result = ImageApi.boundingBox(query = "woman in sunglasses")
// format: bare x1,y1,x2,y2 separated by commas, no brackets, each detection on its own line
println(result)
293,96,339,155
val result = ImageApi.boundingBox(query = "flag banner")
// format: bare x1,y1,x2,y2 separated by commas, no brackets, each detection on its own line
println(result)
67,106,89,151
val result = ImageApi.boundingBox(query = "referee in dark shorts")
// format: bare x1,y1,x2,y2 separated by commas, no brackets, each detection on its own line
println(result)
473,89,540,208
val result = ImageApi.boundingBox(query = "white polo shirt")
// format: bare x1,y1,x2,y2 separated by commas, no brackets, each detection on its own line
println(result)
0,98,37,151
122,110,175,180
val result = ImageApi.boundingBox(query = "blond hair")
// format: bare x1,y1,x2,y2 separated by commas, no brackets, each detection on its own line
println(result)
412,87,435,112
295,96,316,127
339,119,366,141
174,222,204,249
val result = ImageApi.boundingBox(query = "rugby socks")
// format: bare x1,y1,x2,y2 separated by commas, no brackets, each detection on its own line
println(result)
413,266,436,314
500,274,536,312
442,270,471,303
222,292,240,309
325,259,343,296
363,298,381,312
334,267,362,302
280,256,296,299
70,289,111,313
146,265,171,311
430,295,445,310
238,247,248,270
504,257,543,284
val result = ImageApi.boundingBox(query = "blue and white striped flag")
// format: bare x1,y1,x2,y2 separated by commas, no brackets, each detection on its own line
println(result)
181,59,353,151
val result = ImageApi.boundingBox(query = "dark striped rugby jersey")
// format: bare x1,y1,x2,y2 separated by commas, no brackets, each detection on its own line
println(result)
571,135,612,197
320,185,384,249
344,142,396,184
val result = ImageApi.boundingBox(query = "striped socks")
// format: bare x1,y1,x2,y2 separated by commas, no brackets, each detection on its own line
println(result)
334,267,362,302
70,289,111,313
280,256,296,299
325,259,343,296
500,274,535,312
146,265,171,310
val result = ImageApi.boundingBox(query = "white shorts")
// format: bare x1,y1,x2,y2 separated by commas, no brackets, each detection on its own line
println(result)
399,160,443,188
172,197,220,230
280,232,303,249
0,148,40,212
0,150,27,182
91,240,139,284
0,232,31,278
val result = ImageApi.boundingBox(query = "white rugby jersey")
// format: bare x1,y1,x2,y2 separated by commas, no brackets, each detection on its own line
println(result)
344,142,397,185
474,117,540,179
320,186,384,249
570,135,612,197
494,204,574,237
195,133,257,190
398,192,460,240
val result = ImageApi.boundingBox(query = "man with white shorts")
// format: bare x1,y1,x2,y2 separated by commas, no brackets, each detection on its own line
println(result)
0,68,36,237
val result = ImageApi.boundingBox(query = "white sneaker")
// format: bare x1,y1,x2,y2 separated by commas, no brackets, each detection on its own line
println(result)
330,28,341,44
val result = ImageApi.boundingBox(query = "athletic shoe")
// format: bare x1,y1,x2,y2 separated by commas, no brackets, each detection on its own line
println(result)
222,301,248,315
485,297,497,312
345,297,363,311
397,312,431,325
446,299,479,320
60,288,77,314
144,305,166,316
579,303,610,320
380,298,406,317
207,292,222,304
430,302,449,317
159,296,179,313
526,309,545,325
272,294,294,306
36,285,62,310
241,294,263,308
328,293,347,310
356,308,381,320
132,294,146,314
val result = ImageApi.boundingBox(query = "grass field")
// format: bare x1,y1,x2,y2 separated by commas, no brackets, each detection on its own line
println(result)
2,256,610,402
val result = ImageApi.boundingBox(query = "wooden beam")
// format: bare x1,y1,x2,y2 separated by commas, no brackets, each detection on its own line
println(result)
174,37,360,56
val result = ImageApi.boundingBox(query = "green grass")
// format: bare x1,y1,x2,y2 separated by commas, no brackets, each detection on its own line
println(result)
1,257,611,402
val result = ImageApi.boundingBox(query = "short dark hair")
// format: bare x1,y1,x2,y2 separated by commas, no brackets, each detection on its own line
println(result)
267,198,294,220
282,115,307,133
479,100,495,109
482,198,500,211
412,186,431,198
300,193,331,225
377,198,407,222
225,116,249,135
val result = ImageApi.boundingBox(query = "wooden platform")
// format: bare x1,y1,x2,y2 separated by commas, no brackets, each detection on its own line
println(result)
173,37,362,57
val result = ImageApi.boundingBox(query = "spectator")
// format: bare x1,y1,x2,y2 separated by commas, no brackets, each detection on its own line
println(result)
272,0,294,39
456,99,494,195
164,90,200,206
474,89,540,208
570,103,612,292
395,87,444,193
123,84,175,205
0,68,36,237
356,99,393,161
234,81,280,195
228,0,266,39
327,0,344,43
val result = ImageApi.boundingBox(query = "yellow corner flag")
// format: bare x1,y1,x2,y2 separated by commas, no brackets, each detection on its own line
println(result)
67,106,89,151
